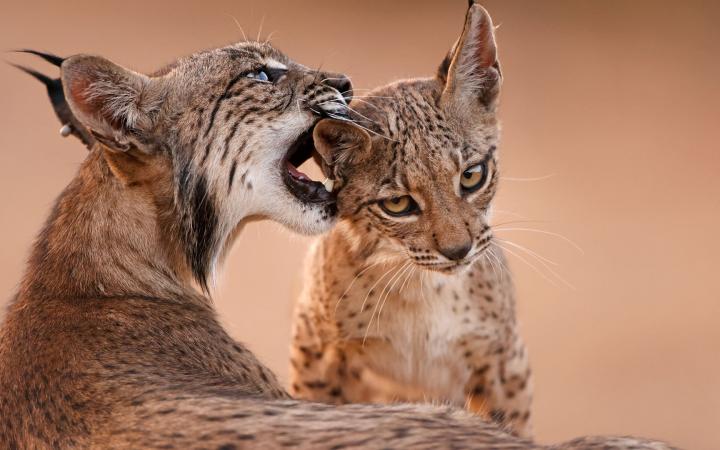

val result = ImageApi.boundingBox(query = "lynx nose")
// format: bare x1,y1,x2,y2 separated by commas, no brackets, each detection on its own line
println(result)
439,243,472,261
322,73,353,103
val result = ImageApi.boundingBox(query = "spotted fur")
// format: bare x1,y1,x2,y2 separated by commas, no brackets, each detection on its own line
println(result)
292,2,567,442
0,5,674,450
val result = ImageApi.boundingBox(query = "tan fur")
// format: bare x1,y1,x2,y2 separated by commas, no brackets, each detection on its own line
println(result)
292,2,600,443
0,5,674,450
290,2,534,437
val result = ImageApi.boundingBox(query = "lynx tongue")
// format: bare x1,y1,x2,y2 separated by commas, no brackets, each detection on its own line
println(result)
285,160,334,193
286,161,310,181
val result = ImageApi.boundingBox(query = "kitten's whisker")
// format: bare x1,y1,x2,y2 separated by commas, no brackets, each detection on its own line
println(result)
399,266,416,294
335,261,381,314
377,262,412,331
483,250,501,282
420,271,430,305
494,238,559,267
492,209,530,220
490,219,549,228
500,174,556,182
360,265,397,332
364,263,404,345
494,243,561,289
498,240,575,290
359,264,396,317
489,246,510,282
492,227,584,254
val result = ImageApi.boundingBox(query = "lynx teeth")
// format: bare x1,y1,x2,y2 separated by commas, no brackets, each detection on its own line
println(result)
323,178,335,193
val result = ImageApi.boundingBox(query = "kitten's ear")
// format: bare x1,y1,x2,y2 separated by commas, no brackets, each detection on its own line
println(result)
438,3,501,110
313,119,371,176
61,55,164,152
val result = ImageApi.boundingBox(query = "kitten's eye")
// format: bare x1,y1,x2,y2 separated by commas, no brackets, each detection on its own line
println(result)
379,196,417,217
460,163,489,193
246,70,269,82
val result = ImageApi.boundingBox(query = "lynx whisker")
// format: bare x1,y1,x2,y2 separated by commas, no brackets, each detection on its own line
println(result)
319,77,352,85
376,262,412,331
363,263,405,344
256,14,266,42
483,251,501,281
492,209,530,220
263,30,278,44
342,103,384,125
496,239,575,290
358,264,397,315
494,242,561,288
225,13,248,41
317,100,379,127
488,246,512,280
492,227,584,254
420,270,431,305
353,95,394,99
325,113,398,142
348,98,383,112
494,238,559,267
490,219,549,228
399,265,416,294
335,261,381,313
500,174,556,182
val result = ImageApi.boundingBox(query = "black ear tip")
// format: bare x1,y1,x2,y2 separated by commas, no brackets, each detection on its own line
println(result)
9,62,54,87
13,49,65,67
468,0,476,7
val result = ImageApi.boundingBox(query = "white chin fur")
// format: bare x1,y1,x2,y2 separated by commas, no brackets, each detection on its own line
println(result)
258,181,336,236
276,201,336,236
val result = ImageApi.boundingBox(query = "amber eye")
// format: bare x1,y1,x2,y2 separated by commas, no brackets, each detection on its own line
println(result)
460,163,488,192
379,196,417,216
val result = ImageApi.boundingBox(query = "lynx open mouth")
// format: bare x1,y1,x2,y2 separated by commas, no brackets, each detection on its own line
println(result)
282,124,336,205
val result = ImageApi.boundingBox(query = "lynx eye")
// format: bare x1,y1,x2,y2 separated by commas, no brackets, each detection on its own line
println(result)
246,70,269,82
460,162,489,193
379,196,417,217
246,67,287,83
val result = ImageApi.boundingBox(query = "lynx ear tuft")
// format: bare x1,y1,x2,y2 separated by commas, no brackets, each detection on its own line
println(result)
15,49,65,67
439,3,501,109
11,50,97,149
61,55,164,152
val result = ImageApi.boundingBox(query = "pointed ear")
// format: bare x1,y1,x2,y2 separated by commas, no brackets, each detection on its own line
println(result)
313,119,371,177
438,3,501,110
61,55,164,152
12,50,96,150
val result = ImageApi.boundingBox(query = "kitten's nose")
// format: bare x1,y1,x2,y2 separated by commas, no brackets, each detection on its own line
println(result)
439,243,472,261
322,73,353,103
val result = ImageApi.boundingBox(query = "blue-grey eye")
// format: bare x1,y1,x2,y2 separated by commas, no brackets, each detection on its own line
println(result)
247,70,269,82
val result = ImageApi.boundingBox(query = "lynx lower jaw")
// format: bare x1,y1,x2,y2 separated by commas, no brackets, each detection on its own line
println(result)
281,125,336,204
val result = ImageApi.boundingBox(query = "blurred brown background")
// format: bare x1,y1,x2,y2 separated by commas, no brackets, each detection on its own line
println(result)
1,0,718,448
